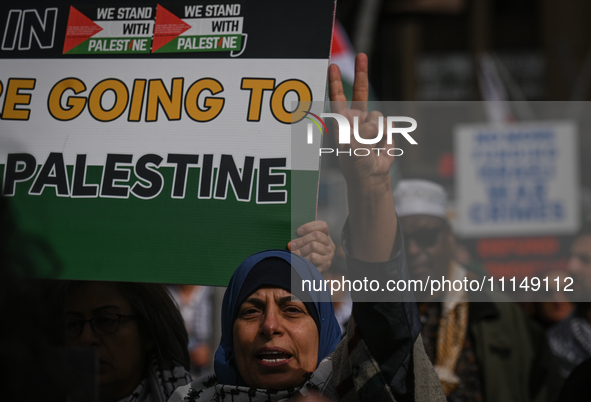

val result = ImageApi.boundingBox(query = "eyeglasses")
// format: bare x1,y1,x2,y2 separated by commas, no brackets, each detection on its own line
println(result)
405,226,446,249
64,313,135,339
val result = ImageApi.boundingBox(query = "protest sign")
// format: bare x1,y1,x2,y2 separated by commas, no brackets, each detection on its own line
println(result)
455,121,579,237
0,0,335,285
462,235,572,280
455,121,580,281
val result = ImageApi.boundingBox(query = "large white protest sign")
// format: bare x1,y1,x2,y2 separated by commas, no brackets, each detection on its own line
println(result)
455,122,580,237
0,0,335,285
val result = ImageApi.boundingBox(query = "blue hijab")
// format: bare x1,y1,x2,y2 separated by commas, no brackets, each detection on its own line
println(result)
214,250,342,385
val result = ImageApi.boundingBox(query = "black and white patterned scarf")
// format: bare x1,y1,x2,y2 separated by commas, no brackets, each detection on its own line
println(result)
168,355,336,402
168,317,446,402
119,354,192,402
548,313,591,378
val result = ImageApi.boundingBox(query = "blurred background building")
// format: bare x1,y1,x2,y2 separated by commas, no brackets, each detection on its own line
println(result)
318,0,591,290
332,0,591,180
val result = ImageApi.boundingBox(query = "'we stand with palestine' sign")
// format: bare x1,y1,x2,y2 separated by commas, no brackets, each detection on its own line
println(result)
0,0,335,285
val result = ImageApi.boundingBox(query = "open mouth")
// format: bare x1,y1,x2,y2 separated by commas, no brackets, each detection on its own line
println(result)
257,351,292,363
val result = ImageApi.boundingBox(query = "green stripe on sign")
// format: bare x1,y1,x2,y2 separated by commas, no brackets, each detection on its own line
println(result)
155,35,242,53
1,165,318,286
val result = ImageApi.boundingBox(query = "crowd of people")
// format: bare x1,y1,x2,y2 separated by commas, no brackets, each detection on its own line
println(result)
1,54,591,402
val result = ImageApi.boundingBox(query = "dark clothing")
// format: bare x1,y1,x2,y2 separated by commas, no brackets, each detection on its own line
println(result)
420,293,563,402
468,294,562,402
556,356,591,402
547,311,591,378
343,219,423,401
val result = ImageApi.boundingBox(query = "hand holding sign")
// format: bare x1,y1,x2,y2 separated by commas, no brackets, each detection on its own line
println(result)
288,220,335,273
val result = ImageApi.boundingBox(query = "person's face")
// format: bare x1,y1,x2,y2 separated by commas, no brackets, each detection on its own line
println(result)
232,287,319,390
399,215,455,286
64,282,152,401
568,235,591,295
538,301,574,324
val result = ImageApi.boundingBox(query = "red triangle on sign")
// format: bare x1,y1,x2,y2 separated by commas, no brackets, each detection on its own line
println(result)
152,4,192,52
63,6,103,54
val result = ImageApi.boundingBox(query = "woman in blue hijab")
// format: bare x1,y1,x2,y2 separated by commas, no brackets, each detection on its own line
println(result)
169,54,445,402
215,250,342,388
168,250,346,402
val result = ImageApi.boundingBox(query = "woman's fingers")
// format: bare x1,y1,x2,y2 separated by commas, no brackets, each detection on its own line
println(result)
328,63,347,114
366,110,383,125
295,220,331,236
329,53,370,113
298,251,333,273
350,53,369,112
288,221,335,272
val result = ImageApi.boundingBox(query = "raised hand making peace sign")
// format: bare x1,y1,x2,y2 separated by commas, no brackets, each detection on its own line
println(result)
328,54,395,193
328,54,398,262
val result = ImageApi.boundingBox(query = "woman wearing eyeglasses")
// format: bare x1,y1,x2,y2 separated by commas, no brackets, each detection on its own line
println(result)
59,281,191,402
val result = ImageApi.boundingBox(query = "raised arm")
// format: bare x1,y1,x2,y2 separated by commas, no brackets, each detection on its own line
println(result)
328,54,397,262
328,54,446,402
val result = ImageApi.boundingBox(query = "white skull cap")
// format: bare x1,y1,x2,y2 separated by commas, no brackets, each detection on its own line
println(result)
393,179,447,219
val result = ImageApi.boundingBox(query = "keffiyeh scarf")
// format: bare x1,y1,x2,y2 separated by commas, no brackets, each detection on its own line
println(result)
169,316,446,402
548,313,591,378
119,354,192,402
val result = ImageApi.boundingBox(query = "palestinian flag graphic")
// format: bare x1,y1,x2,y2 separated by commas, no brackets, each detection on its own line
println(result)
63,5,155,54
152,3,244,54
62,3,245,55
63,6,156,54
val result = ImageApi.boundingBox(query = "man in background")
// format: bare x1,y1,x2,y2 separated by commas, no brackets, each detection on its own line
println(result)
394,179,562,402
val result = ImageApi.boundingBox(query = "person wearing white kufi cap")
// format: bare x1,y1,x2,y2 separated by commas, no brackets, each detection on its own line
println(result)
394,179,562,402
394,179,448,220
394,180,453,295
